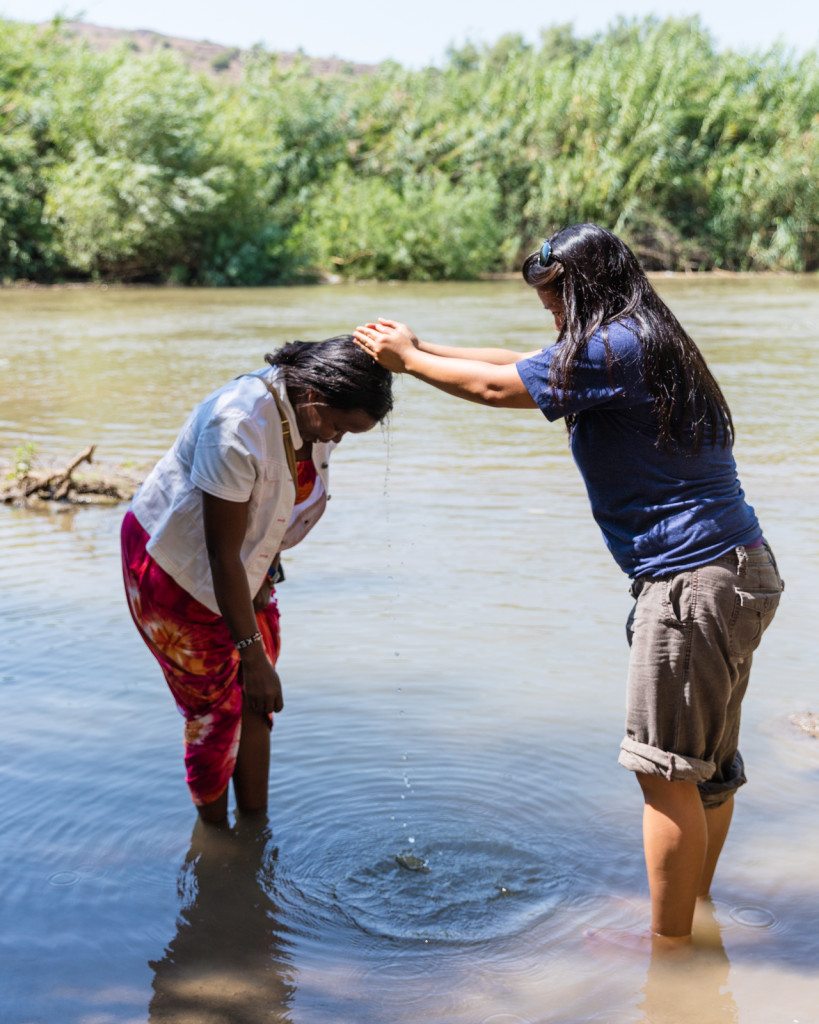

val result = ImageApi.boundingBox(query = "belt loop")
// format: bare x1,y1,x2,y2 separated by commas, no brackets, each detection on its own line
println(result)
736,545,748,577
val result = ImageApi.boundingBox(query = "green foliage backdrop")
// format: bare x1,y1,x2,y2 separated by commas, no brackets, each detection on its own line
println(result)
1,17,816,282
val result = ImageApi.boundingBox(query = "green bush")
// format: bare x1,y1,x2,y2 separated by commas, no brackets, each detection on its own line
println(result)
293,166,505,280
0,15,815,282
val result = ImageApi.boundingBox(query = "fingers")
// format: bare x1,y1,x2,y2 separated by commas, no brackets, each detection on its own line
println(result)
354,325,379,340
353,327,379,360
243,662,283,716
269,672,283,714
247,692,282,715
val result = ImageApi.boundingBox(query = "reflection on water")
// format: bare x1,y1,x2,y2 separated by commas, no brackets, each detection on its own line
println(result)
150,817,294,1024
638,902,738,1024
1,279,818,1023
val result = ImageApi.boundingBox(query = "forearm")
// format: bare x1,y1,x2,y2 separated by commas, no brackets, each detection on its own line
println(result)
209,550,281,712
208,554,259,643
404,349,534,408
416,338,531,364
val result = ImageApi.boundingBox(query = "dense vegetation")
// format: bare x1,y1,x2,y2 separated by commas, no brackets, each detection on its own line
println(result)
1,17,816,283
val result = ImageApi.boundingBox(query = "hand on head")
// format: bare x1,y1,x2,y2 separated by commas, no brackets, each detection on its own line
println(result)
353,318,418,373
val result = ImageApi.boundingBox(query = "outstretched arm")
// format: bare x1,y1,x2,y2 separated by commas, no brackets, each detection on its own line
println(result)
364,318,540,365
416,339,541,365
353,319,537,409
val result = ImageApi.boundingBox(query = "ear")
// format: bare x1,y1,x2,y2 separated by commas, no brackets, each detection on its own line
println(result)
304,387,327,407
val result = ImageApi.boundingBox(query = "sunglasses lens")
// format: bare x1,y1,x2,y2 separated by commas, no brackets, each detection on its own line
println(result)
539,240,551,265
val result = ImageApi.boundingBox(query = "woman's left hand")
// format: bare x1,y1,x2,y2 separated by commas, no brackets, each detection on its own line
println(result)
353,319,418,373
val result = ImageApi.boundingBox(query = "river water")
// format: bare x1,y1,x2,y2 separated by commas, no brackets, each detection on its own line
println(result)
1,278,817,1024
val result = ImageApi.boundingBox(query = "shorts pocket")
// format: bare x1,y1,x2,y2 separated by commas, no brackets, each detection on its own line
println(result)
661,571,692,630
728,587,781,657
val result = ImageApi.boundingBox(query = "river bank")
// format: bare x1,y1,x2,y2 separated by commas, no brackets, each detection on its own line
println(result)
3,269,816,290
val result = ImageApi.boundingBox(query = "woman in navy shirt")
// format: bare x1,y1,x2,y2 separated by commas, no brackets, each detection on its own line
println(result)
354,223,783,948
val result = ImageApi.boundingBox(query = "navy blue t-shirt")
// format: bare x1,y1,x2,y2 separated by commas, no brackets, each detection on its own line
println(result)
516,320,761,578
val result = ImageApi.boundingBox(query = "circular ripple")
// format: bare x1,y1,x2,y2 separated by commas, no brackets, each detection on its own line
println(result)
480,1015,534,1024
332,837,567,943
48,871,80,886
353,956,445,1008
729,904,777,928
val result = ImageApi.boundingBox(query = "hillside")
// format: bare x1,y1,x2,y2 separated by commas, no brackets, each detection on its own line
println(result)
41,19,376,80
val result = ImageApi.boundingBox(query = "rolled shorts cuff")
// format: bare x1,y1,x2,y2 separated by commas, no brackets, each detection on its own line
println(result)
618,737,715,783
697,752,747,809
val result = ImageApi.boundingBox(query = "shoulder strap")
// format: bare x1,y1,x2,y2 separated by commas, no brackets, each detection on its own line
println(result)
260,378,298,486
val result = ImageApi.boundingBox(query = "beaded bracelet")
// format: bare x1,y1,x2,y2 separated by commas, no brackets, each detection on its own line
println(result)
235,631,263,651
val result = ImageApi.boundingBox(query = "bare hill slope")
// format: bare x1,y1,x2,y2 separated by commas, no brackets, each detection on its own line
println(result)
41,19,376,80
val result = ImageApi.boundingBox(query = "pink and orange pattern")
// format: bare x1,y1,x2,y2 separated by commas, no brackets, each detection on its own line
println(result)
121,510,281,806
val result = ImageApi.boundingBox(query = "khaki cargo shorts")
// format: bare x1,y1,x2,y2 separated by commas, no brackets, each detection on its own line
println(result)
619,543,784,807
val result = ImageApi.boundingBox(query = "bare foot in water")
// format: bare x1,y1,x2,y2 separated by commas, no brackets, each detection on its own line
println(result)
584,927,693,959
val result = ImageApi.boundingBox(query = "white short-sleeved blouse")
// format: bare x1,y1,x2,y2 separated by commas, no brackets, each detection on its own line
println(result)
131,366,332,614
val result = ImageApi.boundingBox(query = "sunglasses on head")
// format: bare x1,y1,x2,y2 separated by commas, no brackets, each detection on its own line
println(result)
537,240,553,267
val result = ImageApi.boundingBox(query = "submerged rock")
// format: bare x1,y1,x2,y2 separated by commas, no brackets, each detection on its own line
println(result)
789,712,819,737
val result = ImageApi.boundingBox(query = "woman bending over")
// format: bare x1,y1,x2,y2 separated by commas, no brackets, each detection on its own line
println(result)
122,336,392,824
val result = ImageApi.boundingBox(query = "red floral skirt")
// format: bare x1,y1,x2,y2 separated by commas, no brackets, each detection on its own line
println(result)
120,510,281,805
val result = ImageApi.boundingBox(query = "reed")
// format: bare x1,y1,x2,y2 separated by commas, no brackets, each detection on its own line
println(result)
1,16,815,282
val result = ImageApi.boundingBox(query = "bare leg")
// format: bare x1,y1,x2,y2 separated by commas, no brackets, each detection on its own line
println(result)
698,795,734,897
233,705,271,814
638,774,707,939
197,786,229,826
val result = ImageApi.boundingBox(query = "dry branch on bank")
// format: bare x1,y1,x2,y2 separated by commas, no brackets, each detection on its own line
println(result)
1,445,140,508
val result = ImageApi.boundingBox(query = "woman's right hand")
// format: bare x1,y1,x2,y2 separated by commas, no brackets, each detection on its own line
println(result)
239,644,284,714
353,319,419,372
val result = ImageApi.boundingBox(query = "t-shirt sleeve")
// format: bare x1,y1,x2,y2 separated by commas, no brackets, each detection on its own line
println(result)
516,330,635,421
190,416,260,502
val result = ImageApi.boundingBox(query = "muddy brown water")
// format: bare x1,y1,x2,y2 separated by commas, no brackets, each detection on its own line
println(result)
1,278,817,1023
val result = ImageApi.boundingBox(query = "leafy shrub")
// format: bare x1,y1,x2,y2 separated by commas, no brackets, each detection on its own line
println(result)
0,16,815,281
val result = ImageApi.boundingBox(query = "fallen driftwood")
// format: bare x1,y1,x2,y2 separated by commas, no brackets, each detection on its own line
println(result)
1,445,139,508
789,712,819,738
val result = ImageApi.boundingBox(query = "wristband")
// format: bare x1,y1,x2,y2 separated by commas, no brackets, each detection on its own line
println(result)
235,631,263,651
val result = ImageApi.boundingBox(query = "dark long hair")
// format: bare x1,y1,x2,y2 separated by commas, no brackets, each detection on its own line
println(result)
265,334,393,422
522,223,733,450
